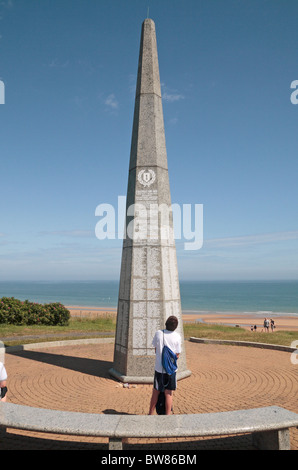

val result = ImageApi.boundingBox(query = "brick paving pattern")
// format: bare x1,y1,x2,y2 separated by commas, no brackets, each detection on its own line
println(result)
1,341,297,450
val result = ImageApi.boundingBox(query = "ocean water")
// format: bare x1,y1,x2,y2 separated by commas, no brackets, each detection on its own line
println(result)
0,280,297,317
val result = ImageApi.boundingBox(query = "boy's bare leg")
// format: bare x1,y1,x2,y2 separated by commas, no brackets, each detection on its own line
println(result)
148,388,159,415
165,389,173,415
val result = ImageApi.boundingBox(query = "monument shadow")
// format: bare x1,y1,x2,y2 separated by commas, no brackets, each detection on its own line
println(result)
7,348,113,379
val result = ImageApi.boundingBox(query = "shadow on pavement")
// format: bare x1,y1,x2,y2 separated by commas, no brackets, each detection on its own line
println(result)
7,349,113,379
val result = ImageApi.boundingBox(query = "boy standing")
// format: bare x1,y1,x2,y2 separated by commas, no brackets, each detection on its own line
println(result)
148,315,181,415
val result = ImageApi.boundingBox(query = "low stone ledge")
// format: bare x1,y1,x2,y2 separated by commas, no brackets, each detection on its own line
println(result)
4,337,114,353
3,336,296,355
0,403,297,446
189,337,296,353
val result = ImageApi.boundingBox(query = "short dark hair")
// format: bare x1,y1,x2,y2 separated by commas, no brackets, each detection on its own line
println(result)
165,315,178,331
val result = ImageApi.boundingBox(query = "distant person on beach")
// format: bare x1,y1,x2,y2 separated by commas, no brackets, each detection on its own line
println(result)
0,361,8,402
264,318,269,332
254,325,257,332
270,319,275,332
148,315,181,415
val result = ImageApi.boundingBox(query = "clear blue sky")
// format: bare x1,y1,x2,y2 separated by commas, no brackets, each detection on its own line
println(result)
0,0,297,281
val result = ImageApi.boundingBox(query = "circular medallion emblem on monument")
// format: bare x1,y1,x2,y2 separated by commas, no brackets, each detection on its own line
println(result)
138,169,156,187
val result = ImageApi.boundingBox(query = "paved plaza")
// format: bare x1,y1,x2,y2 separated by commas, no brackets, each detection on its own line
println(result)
1,340,297,450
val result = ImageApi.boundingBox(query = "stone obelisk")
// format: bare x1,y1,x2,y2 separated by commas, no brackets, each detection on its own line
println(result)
109,18,191,383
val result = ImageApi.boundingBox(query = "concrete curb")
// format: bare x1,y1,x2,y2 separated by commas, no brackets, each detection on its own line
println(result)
3,336,296,354
189,337,297,353
4,337,115,353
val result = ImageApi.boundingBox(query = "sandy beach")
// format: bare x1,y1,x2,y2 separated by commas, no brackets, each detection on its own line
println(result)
67,306,298,331
183,313,298,331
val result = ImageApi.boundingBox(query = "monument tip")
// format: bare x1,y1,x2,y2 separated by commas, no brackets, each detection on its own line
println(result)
143,17,155,25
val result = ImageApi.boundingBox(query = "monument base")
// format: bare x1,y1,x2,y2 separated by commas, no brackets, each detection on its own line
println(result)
109,367,192,384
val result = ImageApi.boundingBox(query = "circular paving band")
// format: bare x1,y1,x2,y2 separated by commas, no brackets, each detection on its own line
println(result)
1,340,298,450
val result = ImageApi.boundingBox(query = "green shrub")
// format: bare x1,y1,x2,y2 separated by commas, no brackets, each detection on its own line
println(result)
0,297,70,326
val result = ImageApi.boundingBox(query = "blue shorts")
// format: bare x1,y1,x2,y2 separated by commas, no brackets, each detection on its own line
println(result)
154,371,177,391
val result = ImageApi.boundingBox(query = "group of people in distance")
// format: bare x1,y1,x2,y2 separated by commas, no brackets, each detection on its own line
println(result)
250,317,275,332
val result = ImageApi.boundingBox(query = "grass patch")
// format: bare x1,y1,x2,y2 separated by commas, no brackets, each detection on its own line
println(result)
183,322,297,347
0,316,116,346
68,316,116,332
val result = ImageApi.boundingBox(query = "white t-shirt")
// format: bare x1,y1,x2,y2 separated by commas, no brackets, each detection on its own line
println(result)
0,362,7,382
152,329,182,373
